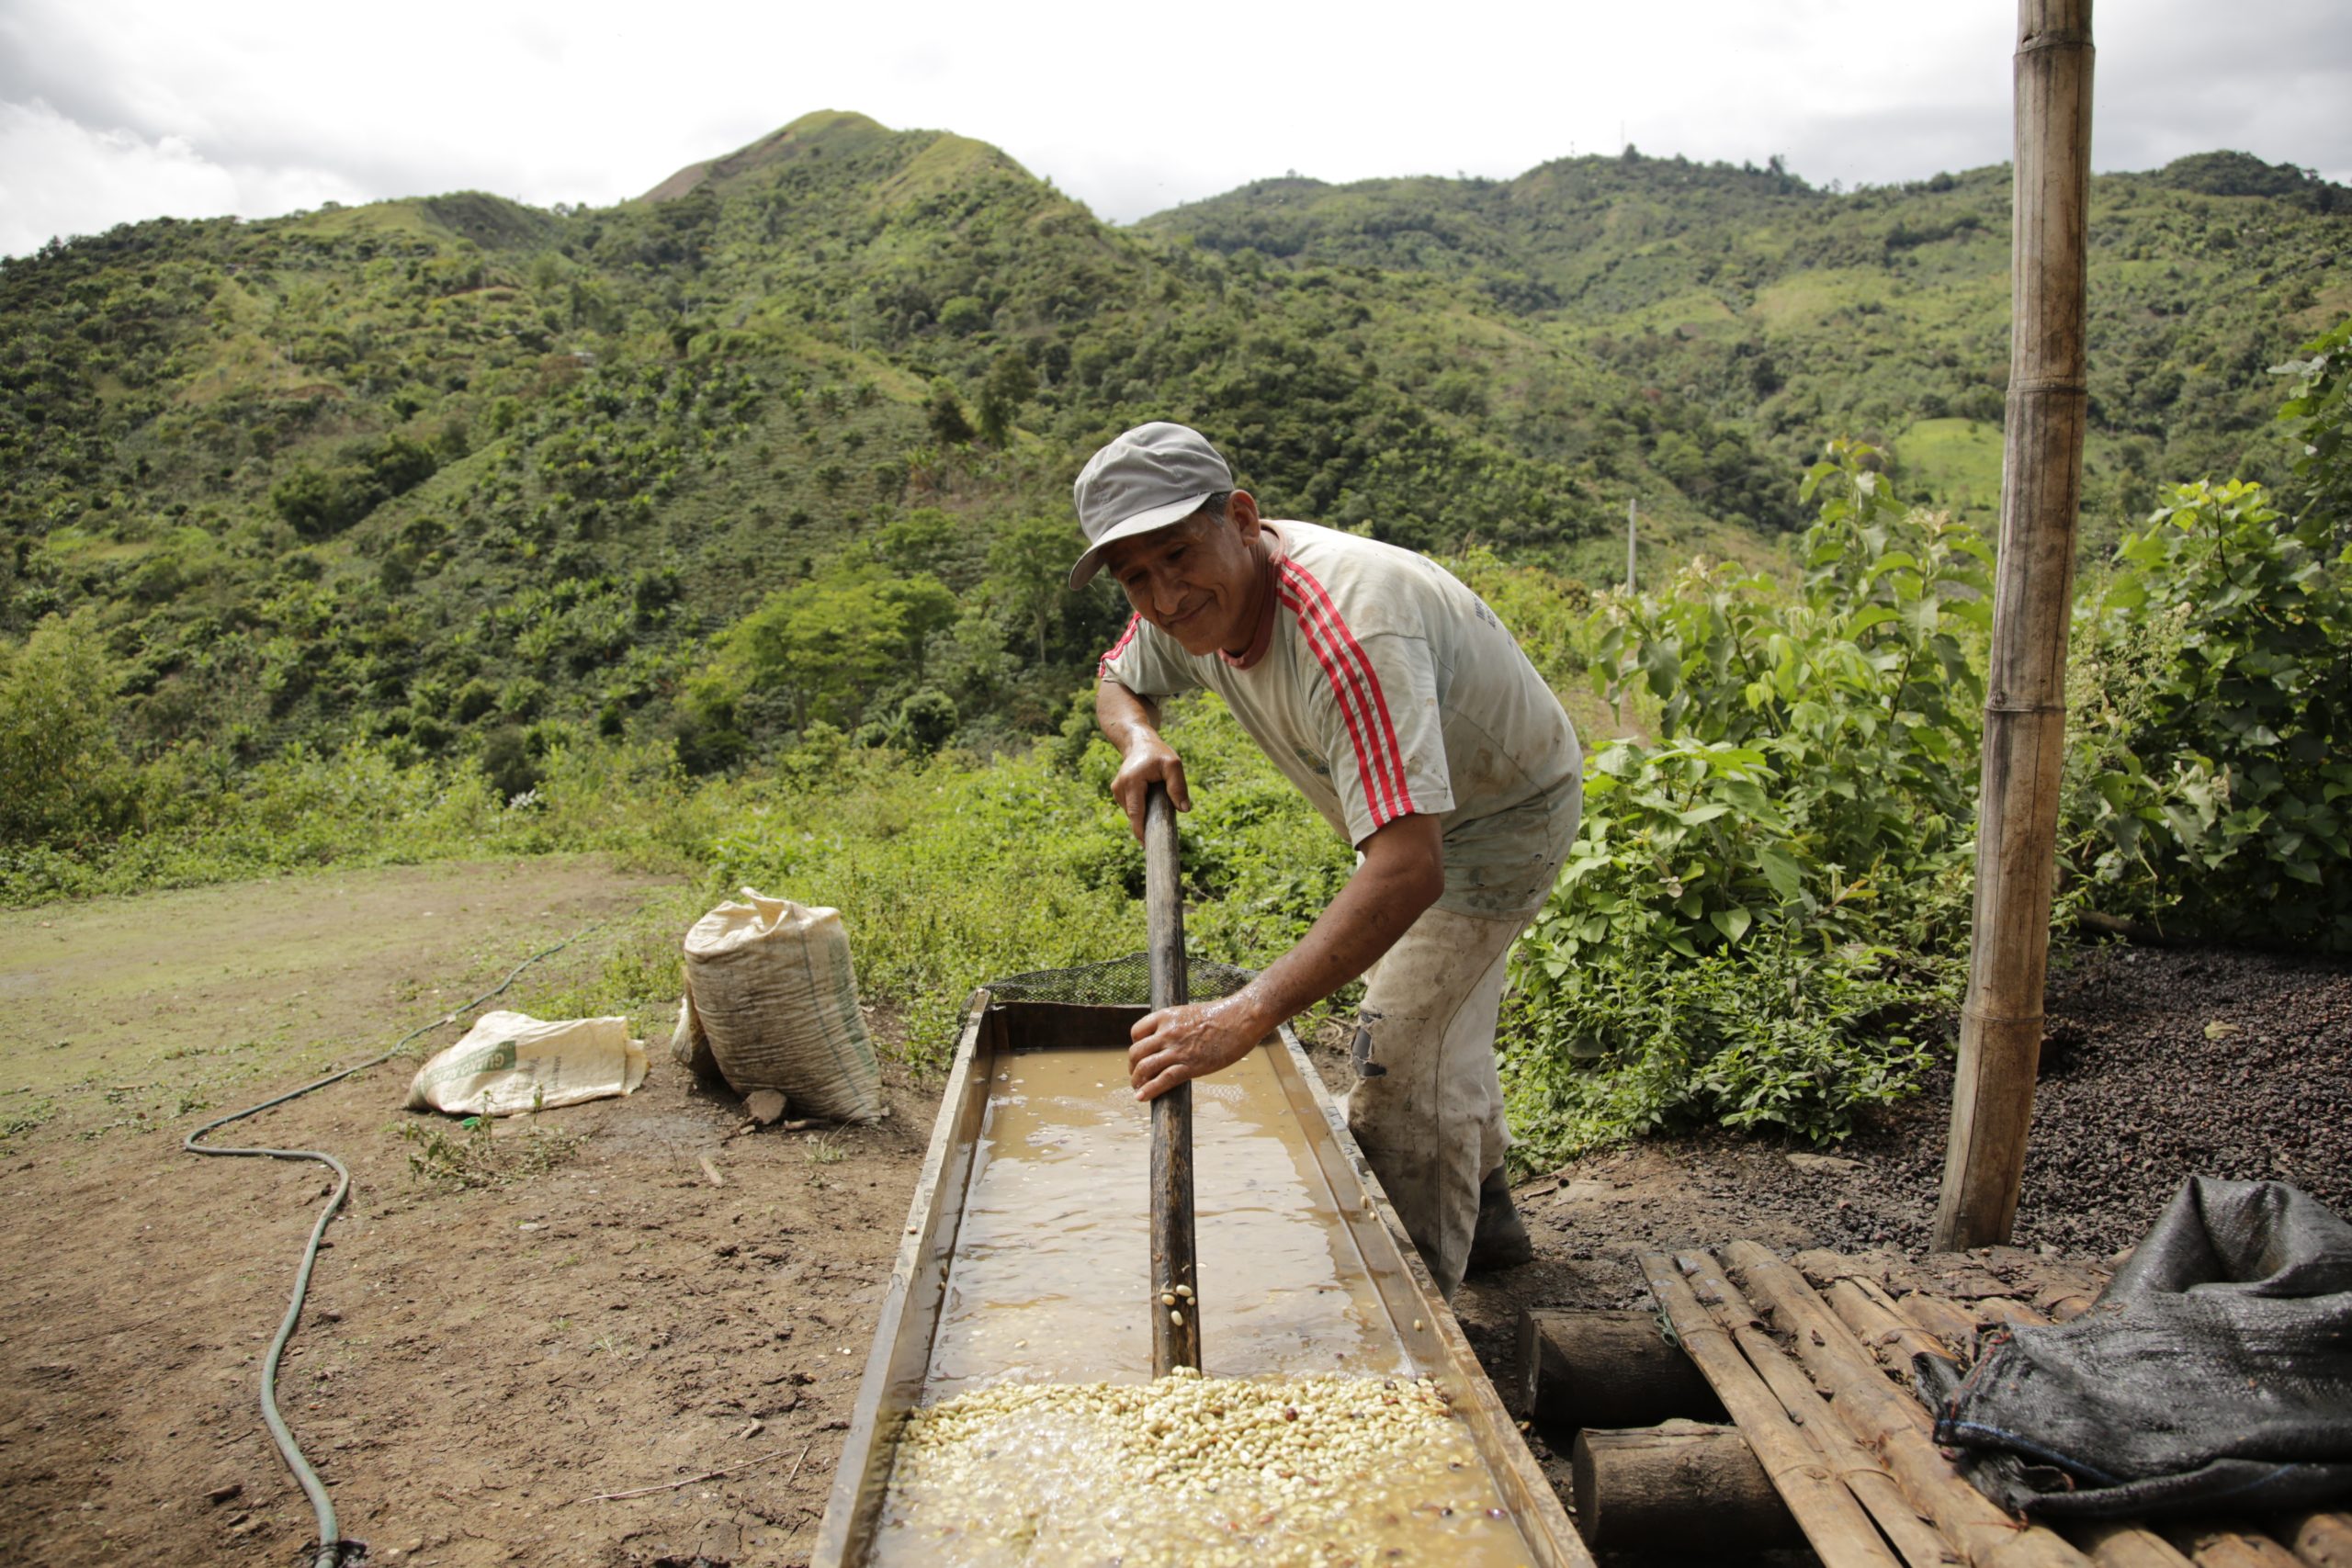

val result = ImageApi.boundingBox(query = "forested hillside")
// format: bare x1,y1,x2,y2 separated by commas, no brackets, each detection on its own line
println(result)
6,107,2351,1161
5,111,2345,783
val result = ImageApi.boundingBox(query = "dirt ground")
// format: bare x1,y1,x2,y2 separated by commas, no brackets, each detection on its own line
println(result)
4,861,2346,1567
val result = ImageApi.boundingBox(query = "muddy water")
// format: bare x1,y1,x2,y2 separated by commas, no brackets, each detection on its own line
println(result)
877,1043,1532,1566
922,1044,1405,1398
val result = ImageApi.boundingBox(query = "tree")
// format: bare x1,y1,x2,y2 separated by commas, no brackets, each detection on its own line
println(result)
988,515,1080,664
976,349,1038,446
0,616,133,844
926,379,975,446
728,563,957,729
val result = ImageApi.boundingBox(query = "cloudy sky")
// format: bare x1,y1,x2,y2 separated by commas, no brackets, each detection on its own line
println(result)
3,0,2348,259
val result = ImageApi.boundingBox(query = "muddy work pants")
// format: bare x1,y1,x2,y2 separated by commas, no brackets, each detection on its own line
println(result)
1341,903,1534,1300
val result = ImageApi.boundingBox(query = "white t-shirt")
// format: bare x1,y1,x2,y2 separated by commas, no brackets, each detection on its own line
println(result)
1099,520,1582,918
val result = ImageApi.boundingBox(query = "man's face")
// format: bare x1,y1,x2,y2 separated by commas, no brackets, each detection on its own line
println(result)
1101,501,1262,658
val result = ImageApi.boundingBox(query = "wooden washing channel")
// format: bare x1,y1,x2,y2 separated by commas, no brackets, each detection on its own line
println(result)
814,989,1589,1566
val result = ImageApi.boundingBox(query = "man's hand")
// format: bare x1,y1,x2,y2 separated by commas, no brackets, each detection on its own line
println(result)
1125,816,1445,1102
1097,679,1191,840
1127,992,1273,1101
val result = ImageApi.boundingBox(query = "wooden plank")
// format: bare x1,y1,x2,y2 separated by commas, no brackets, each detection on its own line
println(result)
1516,1308,1724,1431
814,987,999,1567
1639,1252,1904,1568
1896,1288,1988,1348
1676,1251,1963,1568
1142,783,1200,1375
1720,1239,2093,1568
1975,1296,2043,1328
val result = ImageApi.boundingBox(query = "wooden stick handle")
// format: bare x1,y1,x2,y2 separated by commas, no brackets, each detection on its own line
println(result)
1144,784,1200,1374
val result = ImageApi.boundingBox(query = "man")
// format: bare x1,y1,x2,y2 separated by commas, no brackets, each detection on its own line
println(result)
1075,421,1582,1298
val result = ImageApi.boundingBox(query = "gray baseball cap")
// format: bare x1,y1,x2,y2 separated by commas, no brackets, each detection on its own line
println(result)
1068,422,1234,589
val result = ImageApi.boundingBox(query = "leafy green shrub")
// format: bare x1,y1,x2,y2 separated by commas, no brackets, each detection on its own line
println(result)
2063,476,2352,945
0,615,135,846
1503,935,1928,1167
1505,442,1981,1159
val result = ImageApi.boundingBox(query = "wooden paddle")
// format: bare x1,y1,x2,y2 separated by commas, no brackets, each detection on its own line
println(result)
1143,782,1202,1374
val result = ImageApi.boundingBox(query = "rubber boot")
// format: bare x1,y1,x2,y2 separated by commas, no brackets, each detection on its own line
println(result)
1466,1168,1533,1273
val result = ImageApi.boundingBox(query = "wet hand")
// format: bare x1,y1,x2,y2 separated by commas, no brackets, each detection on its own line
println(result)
1110,739,1190,841
1127,995,1268,1101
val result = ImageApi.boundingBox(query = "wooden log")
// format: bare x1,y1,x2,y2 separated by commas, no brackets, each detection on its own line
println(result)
1637,1253,1904,1568
1675,1251,1964,1568
2167,1528,2307,1568
1826,1278,1957,1374
1143,783,1200,1375
1934,0,2096,1253
2279,1513,2352,1568
2065,1521,2196,1568
1975,1297,2044,1329
1894,1289,1985,1349
1719,1239,2092,1568
1516,1308,1724,1432
1571,1420,1801,1553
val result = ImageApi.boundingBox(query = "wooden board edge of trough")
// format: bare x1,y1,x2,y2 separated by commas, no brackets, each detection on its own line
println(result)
812,985,995,1567
1270,1021,1593,1567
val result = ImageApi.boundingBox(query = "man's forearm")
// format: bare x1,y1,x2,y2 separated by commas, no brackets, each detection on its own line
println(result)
1227,815,1445,1037
1095,679,1161,751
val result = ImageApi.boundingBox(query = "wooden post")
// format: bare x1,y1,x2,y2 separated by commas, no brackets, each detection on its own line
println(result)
1933,0,2095,1253
1144,783,1201,1374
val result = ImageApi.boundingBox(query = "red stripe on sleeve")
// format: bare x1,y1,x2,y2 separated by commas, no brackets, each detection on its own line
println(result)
1097,613,1142,680
1281,563,1416,820
1277,581,1396,823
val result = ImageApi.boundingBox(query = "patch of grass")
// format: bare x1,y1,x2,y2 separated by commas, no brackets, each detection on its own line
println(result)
1893,416,2004,515
393,1115,584,1188
0,1096,55,1146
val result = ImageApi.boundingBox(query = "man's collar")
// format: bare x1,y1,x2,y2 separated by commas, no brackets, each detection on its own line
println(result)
1220,524,1285,670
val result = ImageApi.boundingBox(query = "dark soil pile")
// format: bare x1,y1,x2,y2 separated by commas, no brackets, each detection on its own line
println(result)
1462,941,2352,1324
1814,942,2352,1257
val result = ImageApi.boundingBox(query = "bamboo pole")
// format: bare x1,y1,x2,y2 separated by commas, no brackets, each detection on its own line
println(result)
2279,1513,2352,1568
1824,1278,1957,1373
1144,783,1201,1374
1719,1242,2092,1568
1934,0,2098,1252
1637,1254,1903,1568
2067,1522,2196,1568
1672,1251,1963,1568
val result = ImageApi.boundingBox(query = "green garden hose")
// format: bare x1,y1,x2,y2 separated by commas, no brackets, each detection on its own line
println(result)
184,921,611,1568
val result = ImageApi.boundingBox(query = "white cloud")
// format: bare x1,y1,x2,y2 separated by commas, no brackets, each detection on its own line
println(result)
0,97,362,255
1,0,2346,255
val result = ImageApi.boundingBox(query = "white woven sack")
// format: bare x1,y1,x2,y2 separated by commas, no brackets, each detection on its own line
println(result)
681,887,882,1122
405,1010,647,1117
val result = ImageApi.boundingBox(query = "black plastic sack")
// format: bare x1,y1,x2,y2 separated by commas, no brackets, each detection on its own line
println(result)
1918,1176,2352,1519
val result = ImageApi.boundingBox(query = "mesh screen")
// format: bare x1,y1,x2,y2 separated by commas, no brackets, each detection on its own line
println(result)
984,953,1258,1007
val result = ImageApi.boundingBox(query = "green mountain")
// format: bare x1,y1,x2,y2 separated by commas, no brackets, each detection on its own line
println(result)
1139,148,2352,523
2,113,2345,789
